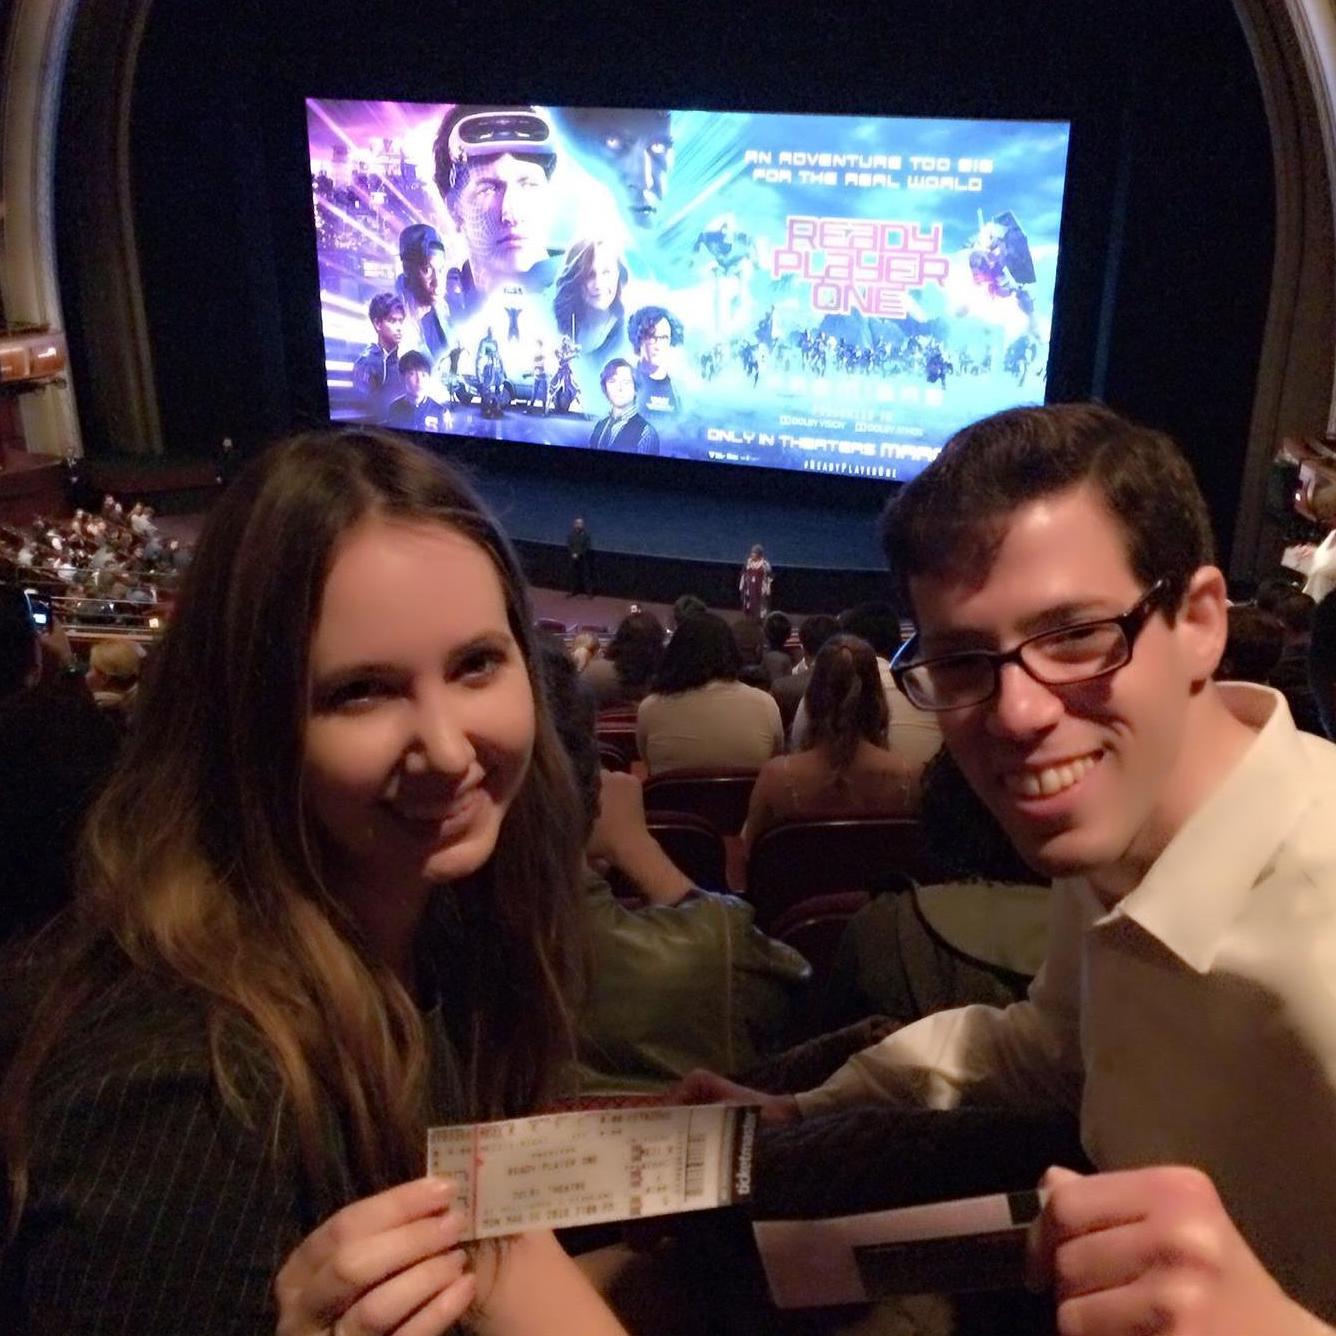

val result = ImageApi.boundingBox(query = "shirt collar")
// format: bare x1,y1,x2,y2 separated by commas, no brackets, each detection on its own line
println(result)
1090,684,1311,972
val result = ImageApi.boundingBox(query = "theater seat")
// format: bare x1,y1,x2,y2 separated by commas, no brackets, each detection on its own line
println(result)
641,768,758,836
644,810,729,891
595,710,640,768
768,891,870,1010
745,818,942,930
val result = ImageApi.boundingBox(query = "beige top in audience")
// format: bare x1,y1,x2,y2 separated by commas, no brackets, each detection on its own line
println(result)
637,679,784,775
743,740,920,850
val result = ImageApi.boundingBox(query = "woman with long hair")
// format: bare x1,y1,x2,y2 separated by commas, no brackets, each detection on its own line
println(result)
552,237,629,362
1,429,624,1335
743,633,919,850
635,611,783,775
580,608,665,709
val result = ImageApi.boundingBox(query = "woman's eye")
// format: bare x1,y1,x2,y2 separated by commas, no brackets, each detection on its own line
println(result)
458,648,505,682
324,680,390,710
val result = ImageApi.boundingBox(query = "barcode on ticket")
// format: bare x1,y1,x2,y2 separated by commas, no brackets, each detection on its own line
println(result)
427,1103,758,1241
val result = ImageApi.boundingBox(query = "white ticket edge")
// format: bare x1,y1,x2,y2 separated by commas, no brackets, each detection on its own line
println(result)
426,1103,758,1241
752,1187,1046,1309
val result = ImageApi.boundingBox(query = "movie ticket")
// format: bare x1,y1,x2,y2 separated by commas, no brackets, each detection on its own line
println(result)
426,1104,758,1242
753,1189,1046,1308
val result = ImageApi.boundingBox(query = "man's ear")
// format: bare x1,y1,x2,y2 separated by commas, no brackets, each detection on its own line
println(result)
1175,565,1230,683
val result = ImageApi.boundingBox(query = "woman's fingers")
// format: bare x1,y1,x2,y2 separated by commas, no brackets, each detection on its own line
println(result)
303,1209,465,1319
334,1249,473,1336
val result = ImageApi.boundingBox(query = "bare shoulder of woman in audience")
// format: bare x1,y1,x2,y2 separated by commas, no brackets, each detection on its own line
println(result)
1,429,624,1336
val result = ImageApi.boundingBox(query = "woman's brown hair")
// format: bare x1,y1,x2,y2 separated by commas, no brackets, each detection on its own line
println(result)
3,428,586,1230
800,633,889,772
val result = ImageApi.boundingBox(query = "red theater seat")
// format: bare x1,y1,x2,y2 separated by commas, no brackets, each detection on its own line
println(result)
641,768,758,837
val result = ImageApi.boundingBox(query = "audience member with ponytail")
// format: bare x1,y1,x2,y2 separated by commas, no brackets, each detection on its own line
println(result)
743,633,920,851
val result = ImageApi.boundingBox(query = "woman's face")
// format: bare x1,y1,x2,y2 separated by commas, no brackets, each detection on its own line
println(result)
582,246,620,312
303,517,535,899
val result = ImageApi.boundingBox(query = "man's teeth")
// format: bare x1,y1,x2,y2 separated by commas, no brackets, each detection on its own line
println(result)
1004,753,1098,798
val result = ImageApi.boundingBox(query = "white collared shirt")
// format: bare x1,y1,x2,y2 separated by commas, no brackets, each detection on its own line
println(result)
796,685,1336,1319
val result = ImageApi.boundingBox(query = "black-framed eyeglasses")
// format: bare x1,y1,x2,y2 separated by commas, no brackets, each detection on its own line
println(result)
890,579,1171,712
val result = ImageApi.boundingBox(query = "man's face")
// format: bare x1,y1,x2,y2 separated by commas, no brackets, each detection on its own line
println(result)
375,313,405,350
403,367,427,401
909,483,1224,896
637,320,672,375
407,250,445,305
569,110,674,227
450,153,552,282
604,366,636,410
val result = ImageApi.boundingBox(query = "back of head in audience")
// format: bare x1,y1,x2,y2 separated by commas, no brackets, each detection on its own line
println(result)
1,585,40,699
798,612,840,662
1273,589,1315,639
653,611,739,694
730,616,765,667
763,611,791,653
605,609,666,692
1218,606,1285,684
801,634,889,770
838,601,902,660
1310,588,1336,739
1256,575,1303,614
671,593,707,627
87,638,142,692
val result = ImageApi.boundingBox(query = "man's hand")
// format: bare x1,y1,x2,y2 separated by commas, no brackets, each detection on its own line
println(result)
1027,1165,1333,1335
669,1069,800,1125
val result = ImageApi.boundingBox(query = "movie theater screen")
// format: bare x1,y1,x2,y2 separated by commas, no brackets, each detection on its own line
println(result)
309,100,1070,482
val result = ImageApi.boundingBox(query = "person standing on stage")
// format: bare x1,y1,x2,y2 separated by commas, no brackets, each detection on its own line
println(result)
739,543,772,618
568,516,594,598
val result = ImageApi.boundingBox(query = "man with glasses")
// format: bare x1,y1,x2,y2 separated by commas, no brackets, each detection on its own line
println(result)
688,404,1336,1331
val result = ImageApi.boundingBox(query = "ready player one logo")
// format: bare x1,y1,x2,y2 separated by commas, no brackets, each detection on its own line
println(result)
771,216,950,318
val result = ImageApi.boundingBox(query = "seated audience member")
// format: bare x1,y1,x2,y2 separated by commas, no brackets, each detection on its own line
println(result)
1216,604,1285,683
670,592,706,627
772,611,839,738
581,609,665,709
820,747,1051,1032
791,601,944,769
85,637,143,710
1311,587,1336,740
636,611,784,774
0,430,627,1335
761,611,793,683
0,591,120,943
538,641,808,1094
1270,588,1323,735
686,404,1336,1327
743,634,920,851
568,630,599,672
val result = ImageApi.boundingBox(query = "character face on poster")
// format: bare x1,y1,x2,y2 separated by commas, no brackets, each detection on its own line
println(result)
310,99,1069,481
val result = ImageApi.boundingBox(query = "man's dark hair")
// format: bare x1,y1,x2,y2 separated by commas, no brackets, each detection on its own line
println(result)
368,293,406,326
672,593,707,627
731,617,765,667
1218,606,1285,685
838,603,902,660
1256,574,1304,613
1,586,37,699
1308,589,1336,740
605,609,666,692
398,350,431,376
763,611,791,653
880,404,1215,621
1273,590,1315,636
600,357,636,392
627,305,684,353
652,612,740,694
433,104,557,206
798,613,840,659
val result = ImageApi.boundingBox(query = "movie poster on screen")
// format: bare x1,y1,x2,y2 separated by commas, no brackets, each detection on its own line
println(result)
308,100,1069,482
